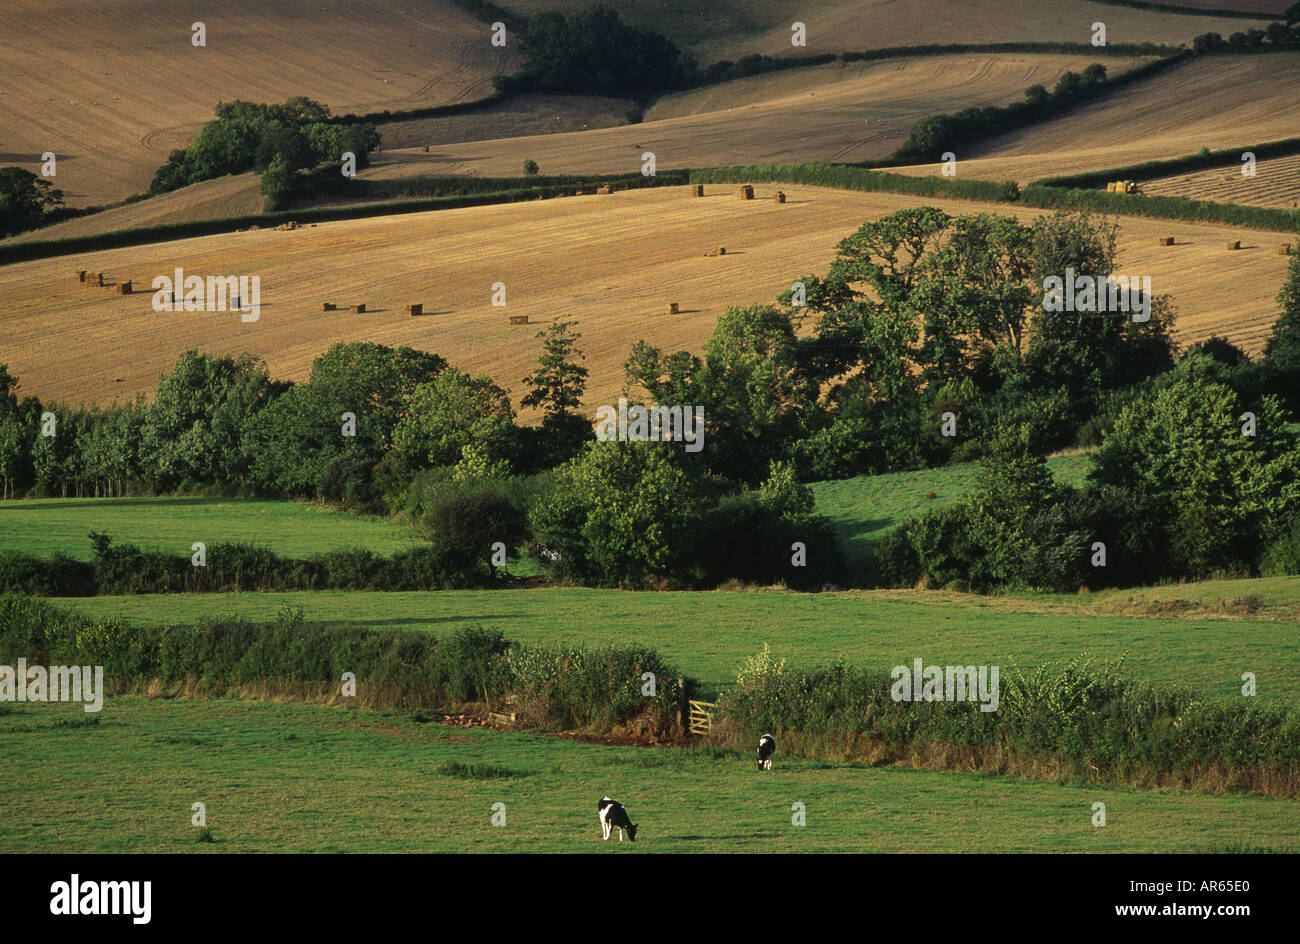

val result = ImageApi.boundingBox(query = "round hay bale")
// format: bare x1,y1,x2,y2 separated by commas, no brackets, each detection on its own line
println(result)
1226,240,1241,251
718,246,726,255
665,302,679,315
76,270,86,282
691,184,704,197
739,184,754,200
774,191,786,203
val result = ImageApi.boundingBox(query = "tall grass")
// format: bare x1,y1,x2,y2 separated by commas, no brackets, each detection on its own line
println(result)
718,649,1300,797
0,596,683,735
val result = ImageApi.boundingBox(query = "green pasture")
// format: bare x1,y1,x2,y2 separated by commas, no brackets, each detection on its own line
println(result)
1,697,1292,854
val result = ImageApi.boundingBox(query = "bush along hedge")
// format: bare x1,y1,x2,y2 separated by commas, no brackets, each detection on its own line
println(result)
0,596,685,735
691,163,1020,203
718,648,1300,797
1020,184,1300,232
0,533,508,595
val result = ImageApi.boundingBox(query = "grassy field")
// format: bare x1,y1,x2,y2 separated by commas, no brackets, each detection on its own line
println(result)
55,581,1300,700
0,496,421,559
0,0,510,206
4,185,1290,411
1,696,1294,853
811,451,1093,571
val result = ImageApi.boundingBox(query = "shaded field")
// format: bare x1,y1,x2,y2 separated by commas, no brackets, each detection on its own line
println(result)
361,54,1133,179
1,697,1294,853
897,54,1300,184
504,0,1270,60
54,581,1300,699
0,0,511,206
2,184,1290,410
811,452,1093,572
1141,152,1300,209
0,497,420,560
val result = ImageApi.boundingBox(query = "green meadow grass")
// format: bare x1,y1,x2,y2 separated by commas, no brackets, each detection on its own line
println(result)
56,581,1300,700
810,451,1093,573
1,697,1294,854
0,496,421,559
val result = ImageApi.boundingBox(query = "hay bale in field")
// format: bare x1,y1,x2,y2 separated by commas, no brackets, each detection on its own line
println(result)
665,302,679,315
1280,243,1293,256
116,280,132,295
87,272,102,286
423,145,429,153
691,184,704,197
774,191,786,203
739,184,754,200
509,315,529,325
76,270,86,282
322,302,337,311
351,303,366,313
718,246,726,255
596,185,612,195
1105,182,1116,193
1158,236,1174,246
405,303,422,317
1227,240,1241,251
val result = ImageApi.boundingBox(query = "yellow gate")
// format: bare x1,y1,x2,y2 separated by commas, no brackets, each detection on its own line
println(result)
688,699,716,736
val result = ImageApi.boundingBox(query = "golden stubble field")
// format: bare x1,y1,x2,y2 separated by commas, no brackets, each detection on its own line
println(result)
0,0,511,206
502,0,1274,60
360,55,1132,179
1141,153,1300,208
0,185,1291,412
896,54,1300,184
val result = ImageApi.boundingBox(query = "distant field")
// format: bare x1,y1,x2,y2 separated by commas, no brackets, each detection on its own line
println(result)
505,0,1271,59
56,581,1300,699
1141,152,1300,209
2,184,1290,411
0,497,420,559
0,0,511,205
897,54,1300,184
1,697,1293,853
361,54,1136,179
2,175,265,245
811,452,1093,573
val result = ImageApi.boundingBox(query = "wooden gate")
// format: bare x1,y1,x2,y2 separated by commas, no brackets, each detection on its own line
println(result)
688,699,716,736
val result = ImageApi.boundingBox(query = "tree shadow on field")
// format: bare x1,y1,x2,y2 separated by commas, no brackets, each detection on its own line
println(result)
672,832,783,841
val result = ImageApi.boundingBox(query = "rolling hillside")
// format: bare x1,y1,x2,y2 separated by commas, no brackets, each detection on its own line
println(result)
504,0,1275,59
361,54,1139,179
0,0,512,206
0,184,1290,410
895,53,1300,183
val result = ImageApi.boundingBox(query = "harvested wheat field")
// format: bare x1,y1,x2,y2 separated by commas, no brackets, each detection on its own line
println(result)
1,174,264,244
1140,153,1300,209
506,0,1271,59
0,0,511,207
0,186,1290,410
363,55,1131,180
896,54,1300,184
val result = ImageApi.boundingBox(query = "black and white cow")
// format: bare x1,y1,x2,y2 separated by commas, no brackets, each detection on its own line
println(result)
597,796,638,842
756,733,776,770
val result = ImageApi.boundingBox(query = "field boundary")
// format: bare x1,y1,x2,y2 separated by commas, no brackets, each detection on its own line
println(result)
0,172,690,267
1032,136,1300,190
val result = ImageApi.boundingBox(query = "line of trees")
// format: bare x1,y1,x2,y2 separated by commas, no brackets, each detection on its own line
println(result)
4,208,1298,590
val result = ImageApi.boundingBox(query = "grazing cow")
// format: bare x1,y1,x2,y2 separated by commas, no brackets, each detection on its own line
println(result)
597,796,638,842
757,733,776,771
